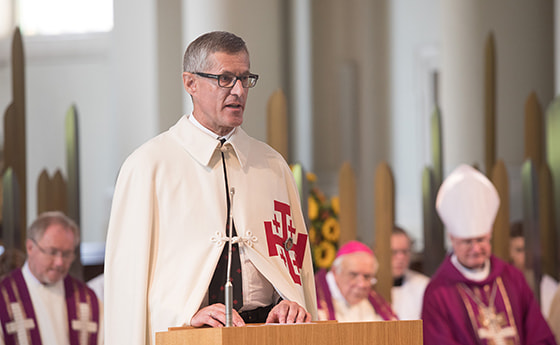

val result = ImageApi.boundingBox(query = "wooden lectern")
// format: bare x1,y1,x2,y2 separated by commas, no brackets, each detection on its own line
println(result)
156,320,422,345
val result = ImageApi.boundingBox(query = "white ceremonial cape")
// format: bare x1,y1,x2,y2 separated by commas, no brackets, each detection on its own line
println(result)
391,269,430,320
104,115,318,345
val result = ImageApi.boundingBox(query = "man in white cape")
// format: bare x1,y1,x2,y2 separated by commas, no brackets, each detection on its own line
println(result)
104,31,317,345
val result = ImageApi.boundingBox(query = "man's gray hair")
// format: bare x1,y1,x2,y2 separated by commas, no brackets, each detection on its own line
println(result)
183,31,249,73
27,211,80,247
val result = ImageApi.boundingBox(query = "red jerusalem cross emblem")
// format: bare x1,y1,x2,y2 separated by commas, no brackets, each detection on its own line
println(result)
264,200,308,285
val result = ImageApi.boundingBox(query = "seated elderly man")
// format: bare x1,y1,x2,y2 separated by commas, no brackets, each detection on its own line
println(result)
315,241,397,322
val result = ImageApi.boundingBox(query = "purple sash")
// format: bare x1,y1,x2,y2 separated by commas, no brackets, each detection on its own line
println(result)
315,269,398,321
0,268,100,345
64,275,100,345
0,269,42,344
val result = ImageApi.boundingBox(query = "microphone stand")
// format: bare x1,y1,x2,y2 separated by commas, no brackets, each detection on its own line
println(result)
225,187,235,327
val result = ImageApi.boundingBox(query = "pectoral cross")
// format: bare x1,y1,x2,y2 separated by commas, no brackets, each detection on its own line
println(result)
477,306,517,345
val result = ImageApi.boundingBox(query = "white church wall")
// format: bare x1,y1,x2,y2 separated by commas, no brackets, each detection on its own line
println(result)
389,0,440,251
0,33,114,252
441,0,554,223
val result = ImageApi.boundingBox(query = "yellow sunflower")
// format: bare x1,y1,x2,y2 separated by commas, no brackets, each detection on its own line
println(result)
308,226,317,244
313,241,337,269
308,196,319,220
306,172,317,183
330,196,340,215
321,217,340,242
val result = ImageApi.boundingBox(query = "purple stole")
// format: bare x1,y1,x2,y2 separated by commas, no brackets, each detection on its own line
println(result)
315,269,398,321
0,268,100,345
457,276,521,345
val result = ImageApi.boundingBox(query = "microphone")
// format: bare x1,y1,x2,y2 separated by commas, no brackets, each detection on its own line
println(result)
225,187,235,327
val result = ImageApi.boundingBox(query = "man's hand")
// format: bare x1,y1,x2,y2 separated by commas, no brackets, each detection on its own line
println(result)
265,300,311,324
191,304,246,328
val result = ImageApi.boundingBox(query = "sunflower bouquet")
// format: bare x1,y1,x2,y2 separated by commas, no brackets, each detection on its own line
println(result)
306,172,340,271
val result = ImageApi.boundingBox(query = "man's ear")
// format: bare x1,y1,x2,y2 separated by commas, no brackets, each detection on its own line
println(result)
26,239,34,255
183,72,196,95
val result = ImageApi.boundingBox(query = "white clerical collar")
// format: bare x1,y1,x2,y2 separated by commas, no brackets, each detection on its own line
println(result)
451,254,490,281
326,270,350,305
188,114,235,141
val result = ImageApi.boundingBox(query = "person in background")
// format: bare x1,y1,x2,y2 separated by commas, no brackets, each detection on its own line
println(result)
0,211,103,344
315,240,397,322
0,247,26,280
508,222,525,273
422,164,556,345
390,226,429,320
104,31,317,345
509,221,558,317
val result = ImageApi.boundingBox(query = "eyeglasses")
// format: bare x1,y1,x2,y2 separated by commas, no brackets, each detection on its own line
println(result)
392,248,411,256
31,239,75,261
343,270,377,285
194,72,259,88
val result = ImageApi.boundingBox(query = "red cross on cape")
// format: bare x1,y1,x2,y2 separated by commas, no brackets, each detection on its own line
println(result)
264,200,308,285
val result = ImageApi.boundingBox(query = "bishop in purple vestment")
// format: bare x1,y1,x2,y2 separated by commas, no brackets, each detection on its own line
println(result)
422,165,556,345
315,241,397,322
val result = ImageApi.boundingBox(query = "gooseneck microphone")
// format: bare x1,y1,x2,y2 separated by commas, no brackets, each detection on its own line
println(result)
225,187,235,327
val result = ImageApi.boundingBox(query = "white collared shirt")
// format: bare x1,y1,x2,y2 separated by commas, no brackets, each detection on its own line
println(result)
451,254,490,281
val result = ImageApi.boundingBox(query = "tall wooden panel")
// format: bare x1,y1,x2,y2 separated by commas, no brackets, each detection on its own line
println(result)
422,104,446,276
524,92,544,168
338,162,356,246
267,89,289,162
422,167,444,276
490,160,509,261
484,33,496,176
2,168,21,249
521,160,542,303
65,105,83,280
374,162,394,302
546,95,560,279
37,170,68,214
431,106,443,187
539,165,557,279
3,28,27,247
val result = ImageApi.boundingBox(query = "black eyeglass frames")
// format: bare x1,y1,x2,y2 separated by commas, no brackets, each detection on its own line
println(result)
193,72,259,88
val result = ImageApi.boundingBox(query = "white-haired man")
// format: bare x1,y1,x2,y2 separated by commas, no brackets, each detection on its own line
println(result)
422,164,556,345
315,241,397,322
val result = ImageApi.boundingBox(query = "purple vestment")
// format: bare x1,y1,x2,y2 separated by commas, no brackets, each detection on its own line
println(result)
0,268,100,345
422,255,556,345
315,269,398,321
